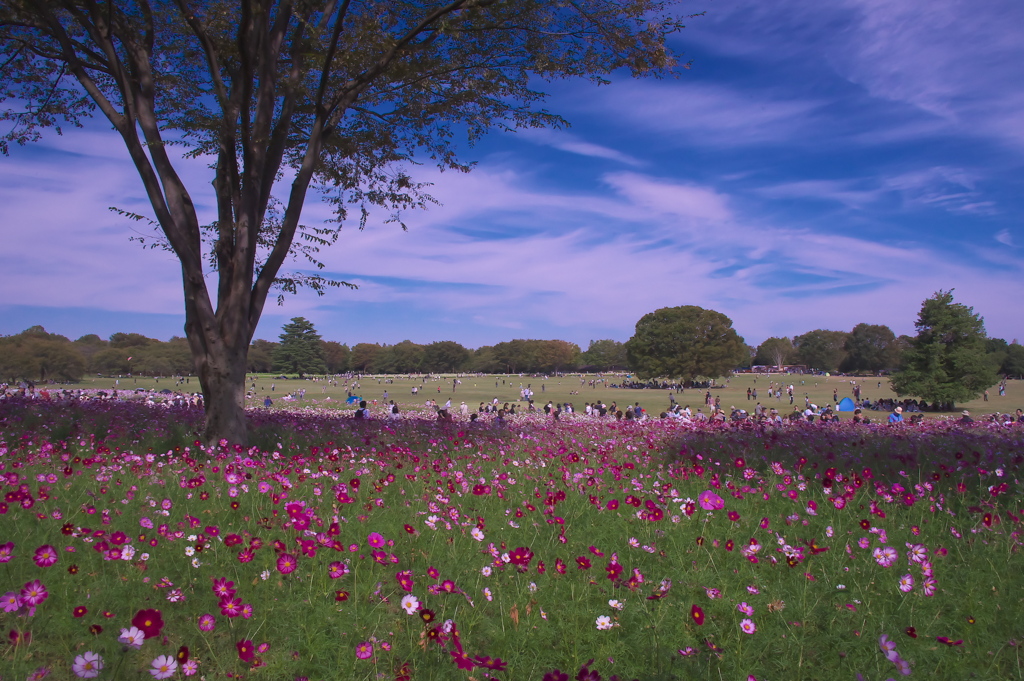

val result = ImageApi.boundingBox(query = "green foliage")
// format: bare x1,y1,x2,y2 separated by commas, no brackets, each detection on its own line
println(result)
322,340,351,374
841,323,901,374
625,305,747,380
1001,343,1024,379
580,339,629,371
373,340,427,374
0,326,85,382
491,339,580,374
753,337,795,368
423,340,470,373
272,317,327,377
350,343,383,372
891,290,999,406
792,329,849,373
248,339,279,373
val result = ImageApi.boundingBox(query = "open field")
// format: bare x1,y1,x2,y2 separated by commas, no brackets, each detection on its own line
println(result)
1,397,1023,680
62,372,1024,421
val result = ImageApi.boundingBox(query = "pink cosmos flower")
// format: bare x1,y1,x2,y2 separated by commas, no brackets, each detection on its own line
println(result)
355,641,374,660
740,618,757,634
20,580,48,606
236,640,254,662
212,578,235,599
197,614,216,631
698,491,724,511
898,574,914,593
367,532,385,548
0,542,14,562
737,602,754,616
276,553,298,575
33,545,58,567
72,651,103,678
149,655,177,679
329,562,350,579
1,591,21,613
182,660,199,676
219,598,242,617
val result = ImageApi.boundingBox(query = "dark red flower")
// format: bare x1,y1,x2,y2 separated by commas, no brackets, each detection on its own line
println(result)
691,604,705,625
508,547,534,567
905,626,917,638
335,591,350,602
73,606,88,618
177,645,190,663
237,639,255,662
130,609,164,639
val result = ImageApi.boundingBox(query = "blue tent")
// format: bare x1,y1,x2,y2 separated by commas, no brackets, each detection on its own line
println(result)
837,397,855,412
346,395,361,404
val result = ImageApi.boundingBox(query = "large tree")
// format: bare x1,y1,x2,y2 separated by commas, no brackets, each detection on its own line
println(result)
580,339,628,371
423,340,470,373
625,305,747,381
1,0,691,444
890,290,998,408
272,316,327,377
840,323,900,374
793,329,849,373
753,336,795,369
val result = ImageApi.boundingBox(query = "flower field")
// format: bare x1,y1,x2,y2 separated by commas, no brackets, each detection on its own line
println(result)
1,398,1022,680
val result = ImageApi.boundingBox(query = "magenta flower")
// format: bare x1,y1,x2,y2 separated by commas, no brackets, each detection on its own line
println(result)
740,618,757,634
1,591,21,613
33,545,58,567
329,562,350,579
219,597,242,618
367,532,385,548
197,614,216,631
508,547,534,567
0,542,14,562
355,641,374,660
211,578,235,599
20,580,49,606
395,570,413,591
236,639,254,662
698,491,724,511
276,553,298,575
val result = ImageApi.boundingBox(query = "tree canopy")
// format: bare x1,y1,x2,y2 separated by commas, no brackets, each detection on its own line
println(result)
890,290,998,407
1,0,693,444
753,337,795,368
840,323,901,374
793,329,849,373
272,317,327,377
625,305,747,381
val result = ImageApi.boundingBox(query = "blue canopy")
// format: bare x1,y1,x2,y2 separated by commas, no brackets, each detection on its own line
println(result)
837,397,855,412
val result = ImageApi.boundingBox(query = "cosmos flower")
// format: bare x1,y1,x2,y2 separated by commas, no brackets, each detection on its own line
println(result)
33,545,58,567
740,618,757,634
355,641,374,660
596,615,615,630
118,626,145,649
401,594,420,614
149,655,178,679
698,491,724,511
72,652,103,678
236,639,255,662
276,553,298,574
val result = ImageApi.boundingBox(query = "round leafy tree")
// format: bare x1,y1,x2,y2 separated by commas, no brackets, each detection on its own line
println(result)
625,306,747,381
890,290,998,408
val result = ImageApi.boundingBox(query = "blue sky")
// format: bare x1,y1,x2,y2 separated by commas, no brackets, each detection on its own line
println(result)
1,0,1022,350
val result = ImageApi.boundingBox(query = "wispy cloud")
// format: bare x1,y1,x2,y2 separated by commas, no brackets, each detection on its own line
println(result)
516,129,645,166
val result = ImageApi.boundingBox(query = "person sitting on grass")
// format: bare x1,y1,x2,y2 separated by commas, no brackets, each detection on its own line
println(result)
888,406,904,424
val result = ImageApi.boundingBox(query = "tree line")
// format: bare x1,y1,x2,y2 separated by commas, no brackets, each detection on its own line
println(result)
752,322,1023,379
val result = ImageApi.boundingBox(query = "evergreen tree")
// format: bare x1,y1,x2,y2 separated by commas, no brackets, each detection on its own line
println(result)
891,291,998,407
272,318,326,378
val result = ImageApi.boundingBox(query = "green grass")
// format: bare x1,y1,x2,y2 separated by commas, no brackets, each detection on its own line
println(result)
60,371,1023,421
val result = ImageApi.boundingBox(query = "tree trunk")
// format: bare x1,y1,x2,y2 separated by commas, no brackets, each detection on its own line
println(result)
196,344,249,446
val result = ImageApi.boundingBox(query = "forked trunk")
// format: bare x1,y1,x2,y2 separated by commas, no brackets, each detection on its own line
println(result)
195,343,249,447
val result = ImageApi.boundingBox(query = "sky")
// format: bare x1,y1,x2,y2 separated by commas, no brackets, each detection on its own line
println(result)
1,0,1022,351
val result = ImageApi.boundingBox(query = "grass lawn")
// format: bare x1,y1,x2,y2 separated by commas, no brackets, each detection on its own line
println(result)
63,372,1022,422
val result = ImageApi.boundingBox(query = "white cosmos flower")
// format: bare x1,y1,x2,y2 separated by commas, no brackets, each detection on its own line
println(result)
400,594,420,615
